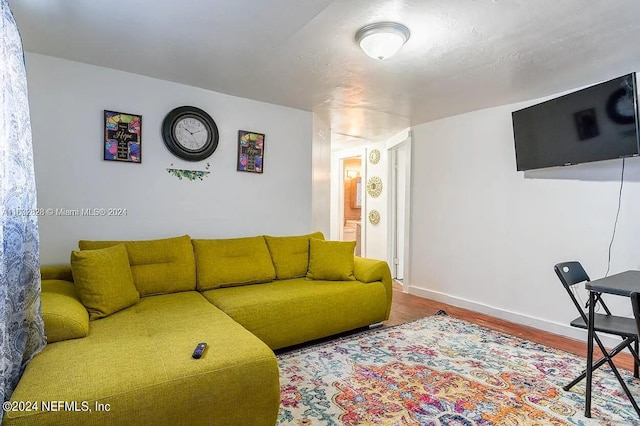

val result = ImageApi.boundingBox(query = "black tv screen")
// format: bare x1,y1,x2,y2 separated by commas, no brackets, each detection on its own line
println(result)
512,73,639,171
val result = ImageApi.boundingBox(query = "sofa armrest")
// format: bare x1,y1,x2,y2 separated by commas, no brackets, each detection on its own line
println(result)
41,264,74,282
41,279,89,343
354,257,392,319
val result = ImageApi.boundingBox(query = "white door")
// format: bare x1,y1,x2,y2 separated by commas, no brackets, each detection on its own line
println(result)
388,135,411,289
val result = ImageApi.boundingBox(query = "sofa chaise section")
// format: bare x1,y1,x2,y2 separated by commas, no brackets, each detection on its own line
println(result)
5,291,279,426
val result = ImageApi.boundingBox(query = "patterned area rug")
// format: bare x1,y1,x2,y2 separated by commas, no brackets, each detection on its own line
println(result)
277,315,640,425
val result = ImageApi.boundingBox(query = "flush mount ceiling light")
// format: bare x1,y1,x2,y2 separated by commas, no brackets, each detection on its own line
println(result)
355,22,410,60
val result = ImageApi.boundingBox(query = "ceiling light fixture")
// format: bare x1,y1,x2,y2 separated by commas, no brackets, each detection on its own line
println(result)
355,22,410,60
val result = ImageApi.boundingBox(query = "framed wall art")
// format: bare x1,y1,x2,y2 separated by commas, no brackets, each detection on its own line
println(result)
104,110,141,163
237,130,264,173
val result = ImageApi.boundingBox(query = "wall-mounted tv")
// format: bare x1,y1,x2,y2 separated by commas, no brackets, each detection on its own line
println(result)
512,73,639,171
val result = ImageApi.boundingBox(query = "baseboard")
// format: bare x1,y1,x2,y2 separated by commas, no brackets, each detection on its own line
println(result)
407,285,622,350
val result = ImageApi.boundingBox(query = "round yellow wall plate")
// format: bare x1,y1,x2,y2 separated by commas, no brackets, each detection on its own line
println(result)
369,149,380,164
367,176,383,198
369,210,380,225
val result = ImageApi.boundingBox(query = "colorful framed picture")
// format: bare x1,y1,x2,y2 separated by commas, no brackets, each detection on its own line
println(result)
237,130,264,173
104,110,142,163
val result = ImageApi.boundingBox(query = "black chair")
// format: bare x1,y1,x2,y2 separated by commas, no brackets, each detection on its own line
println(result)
632,291,640,358
554,261,639,392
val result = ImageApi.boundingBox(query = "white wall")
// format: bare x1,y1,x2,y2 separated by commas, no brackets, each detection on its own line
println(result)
410,96,640,342
26,53,313,264
312,113,331,237
365,129,411,263
365,143,388,261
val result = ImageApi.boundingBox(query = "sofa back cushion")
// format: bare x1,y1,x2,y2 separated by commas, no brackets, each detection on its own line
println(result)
306,238,356,281
193,236,276,290
78,235,196,296
264,232,324,279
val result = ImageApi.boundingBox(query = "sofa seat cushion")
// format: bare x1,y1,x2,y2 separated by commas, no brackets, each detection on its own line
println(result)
202,278,388,350
78,235,196,296
193,236,276,290
6,292,279,426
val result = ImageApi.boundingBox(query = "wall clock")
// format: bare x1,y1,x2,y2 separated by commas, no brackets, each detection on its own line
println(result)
162,106,219,161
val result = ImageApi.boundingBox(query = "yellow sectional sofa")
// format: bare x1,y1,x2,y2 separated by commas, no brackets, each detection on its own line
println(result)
4,233,392,426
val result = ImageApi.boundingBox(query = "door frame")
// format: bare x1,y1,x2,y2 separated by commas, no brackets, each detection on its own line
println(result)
386,130,412,292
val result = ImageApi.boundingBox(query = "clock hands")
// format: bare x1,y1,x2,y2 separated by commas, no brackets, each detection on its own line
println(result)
181,125,205,136
187,128,207,146
179,125,206,146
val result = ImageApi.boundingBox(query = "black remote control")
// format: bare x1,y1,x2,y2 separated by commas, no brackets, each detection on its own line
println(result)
192,342,207,359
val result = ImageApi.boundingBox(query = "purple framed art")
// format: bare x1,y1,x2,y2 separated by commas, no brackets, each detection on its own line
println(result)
104,110,141,163
237,130,264,173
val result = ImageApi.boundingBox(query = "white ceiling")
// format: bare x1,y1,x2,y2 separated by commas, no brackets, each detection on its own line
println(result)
10,0,640,147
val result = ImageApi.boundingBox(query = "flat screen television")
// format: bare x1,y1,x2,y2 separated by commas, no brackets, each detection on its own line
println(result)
512,73,640,171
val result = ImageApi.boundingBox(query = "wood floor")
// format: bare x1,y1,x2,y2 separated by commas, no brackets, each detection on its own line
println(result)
386,282,637,373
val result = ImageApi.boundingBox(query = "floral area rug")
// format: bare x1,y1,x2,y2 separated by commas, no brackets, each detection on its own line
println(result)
277,314,640,425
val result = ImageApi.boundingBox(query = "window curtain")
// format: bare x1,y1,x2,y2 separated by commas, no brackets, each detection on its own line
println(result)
0,0,46,418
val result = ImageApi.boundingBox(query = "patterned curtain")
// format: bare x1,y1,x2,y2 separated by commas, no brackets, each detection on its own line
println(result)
0,0,46,418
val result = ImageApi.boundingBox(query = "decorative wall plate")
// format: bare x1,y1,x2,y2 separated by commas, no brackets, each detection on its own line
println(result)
369,149,381,164
369,210,380,225
367,176,383,198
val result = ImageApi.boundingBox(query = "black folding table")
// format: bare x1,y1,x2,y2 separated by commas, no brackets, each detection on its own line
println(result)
584,270,640,418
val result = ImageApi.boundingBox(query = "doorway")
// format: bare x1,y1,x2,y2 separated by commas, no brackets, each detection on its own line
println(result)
388,138,411,290
341,156,362,256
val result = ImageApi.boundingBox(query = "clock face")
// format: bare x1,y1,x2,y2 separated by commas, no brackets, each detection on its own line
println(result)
162,106,219,161
174,116,210,151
